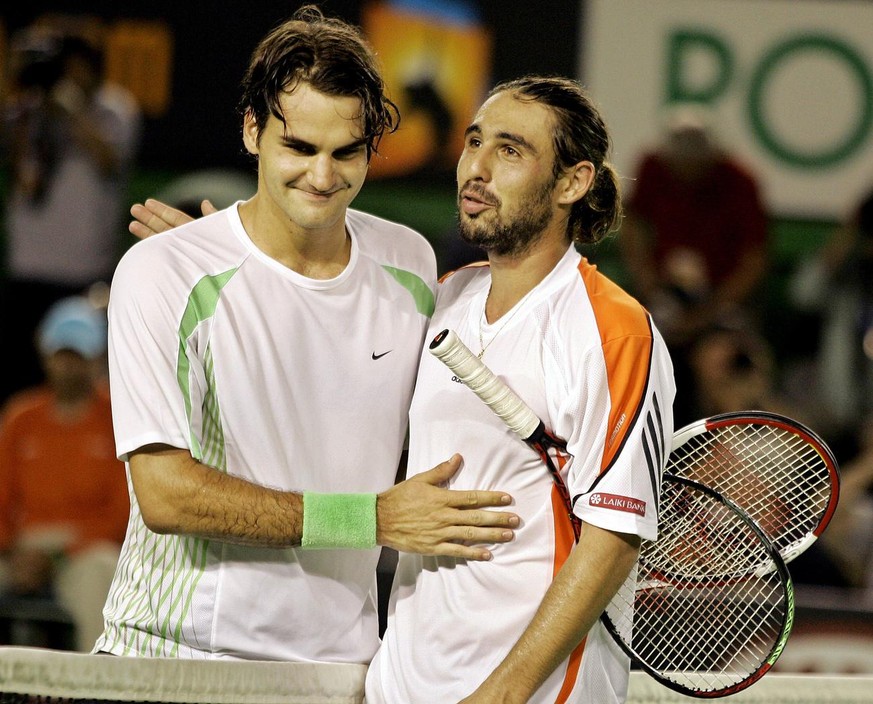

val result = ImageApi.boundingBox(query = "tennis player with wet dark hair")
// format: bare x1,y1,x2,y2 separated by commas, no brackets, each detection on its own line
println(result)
96,5,517,662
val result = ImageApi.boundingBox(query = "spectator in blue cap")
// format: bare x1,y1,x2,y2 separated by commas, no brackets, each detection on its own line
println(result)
37,295,108,359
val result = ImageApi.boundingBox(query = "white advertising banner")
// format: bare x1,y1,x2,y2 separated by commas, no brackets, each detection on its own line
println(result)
580,0,873,219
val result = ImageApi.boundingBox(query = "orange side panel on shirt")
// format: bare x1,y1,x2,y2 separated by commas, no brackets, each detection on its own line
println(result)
550,259,652,700
551,453,585,703
555,637,586,704
577,258,653,473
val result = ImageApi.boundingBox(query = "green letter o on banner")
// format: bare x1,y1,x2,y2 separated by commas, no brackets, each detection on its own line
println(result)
748,34,873,169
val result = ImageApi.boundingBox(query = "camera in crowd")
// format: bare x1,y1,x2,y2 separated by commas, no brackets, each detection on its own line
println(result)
11,30,65,91
10,28,102,94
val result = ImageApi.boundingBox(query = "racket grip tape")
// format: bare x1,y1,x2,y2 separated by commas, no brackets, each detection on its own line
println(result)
429,329,541,440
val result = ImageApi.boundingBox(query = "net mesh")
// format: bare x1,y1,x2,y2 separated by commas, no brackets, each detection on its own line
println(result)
0,647,366,704
0,647,871,703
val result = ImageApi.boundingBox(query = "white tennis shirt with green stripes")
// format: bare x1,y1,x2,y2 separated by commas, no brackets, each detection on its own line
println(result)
95,203,436,662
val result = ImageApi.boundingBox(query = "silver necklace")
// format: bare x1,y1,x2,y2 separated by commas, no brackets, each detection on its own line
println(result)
477,287,536,359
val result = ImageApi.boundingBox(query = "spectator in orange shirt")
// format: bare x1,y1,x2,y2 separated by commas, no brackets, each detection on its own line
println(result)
0,295,128,651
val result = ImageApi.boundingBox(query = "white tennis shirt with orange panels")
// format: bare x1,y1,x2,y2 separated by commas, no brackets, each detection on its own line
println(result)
367,244,676,703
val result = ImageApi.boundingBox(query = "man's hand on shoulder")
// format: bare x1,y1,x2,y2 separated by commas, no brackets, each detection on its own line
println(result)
129,198,218,239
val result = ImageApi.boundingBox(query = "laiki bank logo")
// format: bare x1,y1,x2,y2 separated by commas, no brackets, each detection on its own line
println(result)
590,493,647,517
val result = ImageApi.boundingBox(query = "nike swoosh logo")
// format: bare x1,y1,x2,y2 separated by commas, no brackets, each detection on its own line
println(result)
372,350,392,360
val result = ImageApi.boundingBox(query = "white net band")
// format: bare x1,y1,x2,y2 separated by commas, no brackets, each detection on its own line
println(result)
1,647,872,703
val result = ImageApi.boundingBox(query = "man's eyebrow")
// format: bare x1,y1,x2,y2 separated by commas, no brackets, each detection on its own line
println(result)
464,124,482,139
333,137,368,154
281,135,314,150
496,131,538,154
463,124,538,154
280,135,368,154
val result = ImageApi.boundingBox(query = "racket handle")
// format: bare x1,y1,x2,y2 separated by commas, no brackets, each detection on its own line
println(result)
429,329,542,441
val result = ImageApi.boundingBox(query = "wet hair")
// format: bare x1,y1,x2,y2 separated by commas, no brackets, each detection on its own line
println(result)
487,76,622,245
239,5,399,157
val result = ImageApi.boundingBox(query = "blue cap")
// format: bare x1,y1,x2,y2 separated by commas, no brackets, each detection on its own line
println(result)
38,296,107,359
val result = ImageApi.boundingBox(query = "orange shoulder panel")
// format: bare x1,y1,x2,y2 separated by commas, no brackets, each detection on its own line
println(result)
576,259,653,473
437,260,489,284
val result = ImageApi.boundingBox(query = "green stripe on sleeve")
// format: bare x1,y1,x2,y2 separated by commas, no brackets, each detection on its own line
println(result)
381,265,435,317
177,268,238,458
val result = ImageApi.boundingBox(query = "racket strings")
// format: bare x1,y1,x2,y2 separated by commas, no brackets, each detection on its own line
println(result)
667,423,834,558
714,426,830,510
629,583,781,675
613,573,787,692
648,485,772,579
605,478,792,694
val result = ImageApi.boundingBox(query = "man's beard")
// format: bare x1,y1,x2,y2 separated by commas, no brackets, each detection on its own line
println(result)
457,178,555,258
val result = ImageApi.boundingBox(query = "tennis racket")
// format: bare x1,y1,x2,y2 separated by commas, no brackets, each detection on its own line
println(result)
666,412,840,565
428,328,795,698
601,473,794,697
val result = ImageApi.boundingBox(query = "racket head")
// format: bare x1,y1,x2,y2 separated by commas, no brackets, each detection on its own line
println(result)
667,411,840,564
601,474,794,699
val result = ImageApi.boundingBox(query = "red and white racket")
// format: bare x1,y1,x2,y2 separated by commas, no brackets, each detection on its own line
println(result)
602,473,794,698
666,412,840,565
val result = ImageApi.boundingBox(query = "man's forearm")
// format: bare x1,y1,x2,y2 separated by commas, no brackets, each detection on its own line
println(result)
130,446,304,547
130,447,519,558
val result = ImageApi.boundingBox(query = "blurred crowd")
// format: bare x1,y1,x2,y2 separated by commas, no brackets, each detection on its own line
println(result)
1,14,873,656
0,18,138,651
0,19,141,402
615,108,873,594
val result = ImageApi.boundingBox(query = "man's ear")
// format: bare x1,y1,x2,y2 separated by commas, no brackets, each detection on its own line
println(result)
242,110,260,156
557,160,596,206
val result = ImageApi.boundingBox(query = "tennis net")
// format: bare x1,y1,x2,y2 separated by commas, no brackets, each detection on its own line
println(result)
1,647,872,703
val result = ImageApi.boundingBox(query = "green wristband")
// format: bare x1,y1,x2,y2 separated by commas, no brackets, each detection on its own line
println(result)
301,492,377,549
